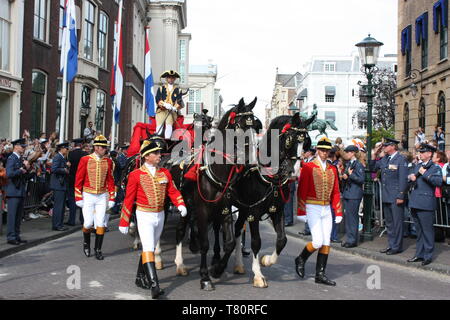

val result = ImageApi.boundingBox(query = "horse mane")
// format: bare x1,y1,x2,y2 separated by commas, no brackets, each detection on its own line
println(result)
217,105,238,130
261,115,292,153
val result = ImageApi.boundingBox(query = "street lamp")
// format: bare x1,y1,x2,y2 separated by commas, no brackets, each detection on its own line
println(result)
356,34,383,242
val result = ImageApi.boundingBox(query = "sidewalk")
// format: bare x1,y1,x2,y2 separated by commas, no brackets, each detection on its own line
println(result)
285,221,450,276
0,211,119,259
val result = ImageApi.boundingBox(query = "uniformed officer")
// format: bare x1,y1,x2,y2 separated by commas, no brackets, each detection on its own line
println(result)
66,138,88,226
51,142,70,231
155,70,184,139
341,145,365,248
407,143,442,266
371,138,409,255
5,139,30,245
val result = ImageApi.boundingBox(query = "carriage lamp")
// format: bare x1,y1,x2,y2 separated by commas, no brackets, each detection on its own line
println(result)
356,34,383,242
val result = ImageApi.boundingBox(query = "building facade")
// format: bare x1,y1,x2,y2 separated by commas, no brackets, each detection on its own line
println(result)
266,70,302,129
0,0,24,140
186,64,222,123
396,0,450,151
296,53,397,143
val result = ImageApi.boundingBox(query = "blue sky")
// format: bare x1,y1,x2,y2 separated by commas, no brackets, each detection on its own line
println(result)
185,0,398,120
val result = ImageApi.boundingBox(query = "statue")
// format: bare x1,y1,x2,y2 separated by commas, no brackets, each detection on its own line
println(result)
300,104,338,139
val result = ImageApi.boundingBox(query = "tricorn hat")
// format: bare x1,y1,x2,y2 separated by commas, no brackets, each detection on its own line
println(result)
140,140,163,158
160,70,180,79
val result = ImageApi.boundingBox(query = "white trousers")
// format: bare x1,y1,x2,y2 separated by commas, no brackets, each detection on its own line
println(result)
82,192,108,230
306,204,332,249
136,210,165,252
156,124,173,140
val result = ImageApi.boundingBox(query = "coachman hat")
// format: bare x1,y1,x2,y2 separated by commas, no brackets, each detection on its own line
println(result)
316,137,333,150
93,135,109,147
140,140,163,158
160,70,180,79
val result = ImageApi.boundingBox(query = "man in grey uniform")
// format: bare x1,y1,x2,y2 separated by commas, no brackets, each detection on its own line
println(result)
407,143,442,266
370,138,408,255
341,145,365,248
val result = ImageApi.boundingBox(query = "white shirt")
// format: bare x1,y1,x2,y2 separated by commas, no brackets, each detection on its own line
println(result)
145,163,156,176
13,152,21,159
318,159,327,170
167,84,174,92
388,152,398,162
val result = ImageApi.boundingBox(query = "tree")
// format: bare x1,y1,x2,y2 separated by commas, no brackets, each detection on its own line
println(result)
359,68,397,131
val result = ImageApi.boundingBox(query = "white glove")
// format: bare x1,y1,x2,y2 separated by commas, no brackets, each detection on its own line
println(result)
108,201,115,209
164,103,176,111
335,216,343,224
178,205,187,217
296,216,307,223
76,200,84,208
119,226,129,235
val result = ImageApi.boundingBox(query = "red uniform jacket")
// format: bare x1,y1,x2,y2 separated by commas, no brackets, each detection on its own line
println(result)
297,159,343,217
119,166,185,227
74,154,115,202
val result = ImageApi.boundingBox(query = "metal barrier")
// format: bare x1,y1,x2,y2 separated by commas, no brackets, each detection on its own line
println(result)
23,173,51,214
372,180,450,238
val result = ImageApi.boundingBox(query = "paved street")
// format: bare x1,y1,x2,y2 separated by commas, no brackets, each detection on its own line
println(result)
0,214,449,300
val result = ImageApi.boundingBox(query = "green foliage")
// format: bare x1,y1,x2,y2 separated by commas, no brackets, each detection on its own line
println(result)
371,127,394,144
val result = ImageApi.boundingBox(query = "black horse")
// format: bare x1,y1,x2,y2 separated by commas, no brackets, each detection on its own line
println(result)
222,112,314,288
193,97,261,291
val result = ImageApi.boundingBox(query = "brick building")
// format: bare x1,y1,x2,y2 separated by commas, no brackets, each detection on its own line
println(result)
396,0,450,150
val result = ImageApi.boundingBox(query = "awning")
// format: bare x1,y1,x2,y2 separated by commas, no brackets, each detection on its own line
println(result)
297,88,308,99
325,86,336,96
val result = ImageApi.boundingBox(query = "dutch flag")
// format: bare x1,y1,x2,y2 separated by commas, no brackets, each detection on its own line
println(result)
60,0,78,82
144,28,156,117
110,0,124,124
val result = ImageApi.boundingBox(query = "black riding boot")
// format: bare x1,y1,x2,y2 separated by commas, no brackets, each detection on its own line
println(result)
83,231,91,257
315,253,336,286
143,262,164,299
295,246,314,278
94,233,104,260
135,255,150,289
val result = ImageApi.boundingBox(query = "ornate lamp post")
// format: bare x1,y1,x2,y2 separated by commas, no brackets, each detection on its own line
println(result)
356,34,383,242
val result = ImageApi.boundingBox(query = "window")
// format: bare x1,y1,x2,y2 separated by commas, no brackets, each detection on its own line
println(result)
98,12,108,68
324,63,336,72
440,22,448,60
31,71,47,139
325,111,336,123
84,1,95,61
325,86,336,103
34,0,48,41
438,92,446,131
179,39,187,84
95,91,106,134
403,103,409,150
0,0,11,71
214,89,221,117
419,98,426,130
354,111,367,130
59,0,65,48
80,85,91,136
416,12,429,69
422,36,428,69
401,25,412,77
187,89,202,115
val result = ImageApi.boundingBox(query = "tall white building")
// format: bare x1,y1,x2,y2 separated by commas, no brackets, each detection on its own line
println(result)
148,0,191,88
0,0,24,140
186,64,222,123
296,53,397,143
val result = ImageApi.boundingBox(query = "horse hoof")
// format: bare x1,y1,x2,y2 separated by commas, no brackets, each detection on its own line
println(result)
233,265,245,275
155,261,164,270
210,266,222,279
253,277,268,288
201,280,215,291
176,266,189,276
260,255,272,267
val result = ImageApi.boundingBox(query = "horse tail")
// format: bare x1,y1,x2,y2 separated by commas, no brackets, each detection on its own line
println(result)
326,120,338,131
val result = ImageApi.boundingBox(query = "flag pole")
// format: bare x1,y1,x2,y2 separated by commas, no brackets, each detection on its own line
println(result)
60,43,68,143
111,102,116,150
143,26,149,123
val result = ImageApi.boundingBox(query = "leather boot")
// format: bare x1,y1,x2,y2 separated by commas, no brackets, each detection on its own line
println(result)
143,262,164,299
83,230,91,257
315,253,336,286
94,233,104,260
135,255,150,289
295,246,314,278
